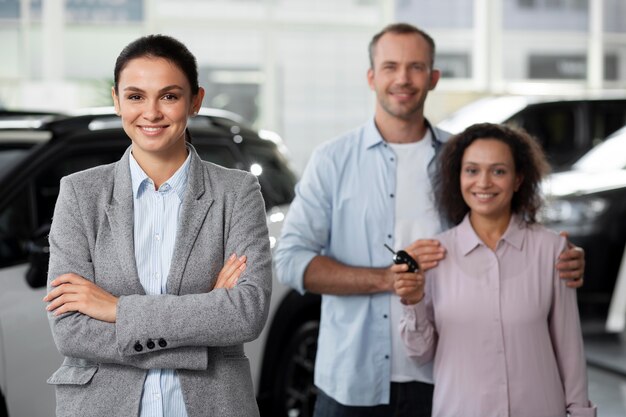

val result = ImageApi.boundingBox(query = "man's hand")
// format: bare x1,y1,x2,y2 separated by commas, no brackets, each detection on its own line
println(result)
214,253,247,289
44,273,118,322
405,239,446,272
391,263,425,305
557,231,585,289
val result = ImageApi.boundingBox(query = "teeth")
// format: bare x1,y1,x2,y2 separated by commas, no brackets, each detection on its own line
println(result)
475,193,494,198
142,127,161,132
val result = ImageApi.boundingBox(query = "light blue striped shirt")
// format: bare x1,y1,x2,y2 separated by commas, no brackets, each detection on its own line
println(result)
129,150,191,417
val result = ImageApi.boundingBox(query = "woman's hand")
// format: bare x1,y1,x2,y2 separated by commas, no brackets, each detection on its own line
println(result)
214,253,247,289
43,273,118,323
404,239,446,272
391,263,426,305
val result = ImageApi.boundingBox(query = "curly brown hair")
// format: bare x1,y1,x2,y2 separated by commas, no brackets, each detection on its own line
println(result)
435,123,550,225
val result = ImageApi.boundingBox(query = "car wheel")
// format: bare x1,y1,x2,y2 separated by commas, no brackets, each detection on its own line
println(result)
0,390,7,417
273,320,319,417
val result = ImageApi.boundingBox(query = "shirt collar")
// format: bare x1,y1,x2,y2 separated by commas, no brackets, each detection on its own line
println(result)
363,118,386,149
364,117,441,150
457,213,526,255
129,149,191,202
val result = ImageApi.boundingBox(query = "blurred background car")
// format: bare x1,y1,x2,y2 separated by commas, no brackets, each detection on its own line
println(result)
438,95,626,171
0,109,319,417
542,125,626,320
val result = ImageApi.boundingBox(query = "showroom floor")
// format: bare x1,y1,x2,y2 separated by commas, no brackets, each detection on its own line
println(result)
583,322,626,416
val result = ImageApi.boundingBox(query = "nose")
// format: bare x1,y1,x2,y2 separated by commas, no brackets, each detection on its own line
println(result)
396,66,410,84
142,100,163,122
477,171,491,187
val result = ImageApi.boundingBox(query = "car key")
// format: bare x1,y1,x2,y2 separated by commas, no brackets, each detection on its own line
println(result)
384,243,419,273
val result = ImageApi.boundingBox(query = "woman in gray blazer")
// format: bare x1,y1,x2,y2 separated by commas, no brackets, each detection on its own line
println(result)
42,35,272,417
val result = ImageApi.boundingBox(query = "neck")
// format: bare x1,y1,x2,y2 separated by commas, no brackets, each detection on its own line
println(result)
132,145,188,190
468,211,513,251
374,111,428,144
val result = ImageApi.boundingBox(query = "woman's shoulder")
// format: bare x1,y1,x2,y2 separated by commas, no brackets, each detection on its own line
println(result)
201,160,253,182
62,162,116,188
524,222,566,249
434,226,460,247
200,160,261,196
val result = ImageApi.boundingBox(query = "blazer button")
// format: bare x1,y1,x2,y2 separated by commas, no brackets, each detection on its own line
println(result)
134,341,143,352
146,340,155,350
158,338,167,348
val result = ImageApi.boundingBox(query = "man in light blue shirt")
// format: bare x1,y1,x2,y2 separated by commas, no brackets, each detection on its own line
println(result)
274,23,586,417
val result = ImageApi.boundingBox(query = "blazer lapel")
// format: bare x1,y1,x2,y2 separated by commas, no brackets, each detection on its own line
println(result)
105,146,145,295
167,147,214,295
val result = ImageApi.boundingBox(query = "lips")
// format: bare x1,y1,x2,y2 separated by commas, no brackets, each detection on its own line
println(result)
472,192,497,202
390,90,416,97
138,125,167,135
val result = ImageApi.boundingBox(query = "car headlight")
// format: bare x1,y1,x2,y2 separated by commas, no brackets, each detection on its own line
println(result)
541,197,609,224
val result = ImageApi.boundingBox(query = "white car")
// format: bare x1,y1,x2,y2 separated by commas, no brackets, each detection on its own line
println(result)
0,110,319,417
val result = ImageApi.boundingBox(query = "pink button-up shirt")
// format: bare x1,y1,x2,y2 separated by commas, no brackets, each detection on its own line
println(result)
401,214,596,417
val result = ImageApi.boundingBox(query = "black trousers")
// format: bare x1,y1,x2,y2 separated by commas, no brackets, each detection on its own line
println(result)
312,381,434,417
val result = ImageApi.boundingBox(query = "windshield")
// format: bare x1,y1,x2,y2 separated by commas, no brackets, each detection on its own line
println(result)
0,149,29,177
573,128,626,172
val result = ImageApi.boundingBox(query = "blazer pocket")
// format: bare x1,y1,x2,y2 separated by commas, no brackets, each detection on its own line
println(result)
47,364,98,386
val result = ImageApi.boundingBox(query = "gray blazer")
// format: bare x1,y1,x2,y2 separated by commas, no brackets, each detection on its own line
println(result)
46,145,272,417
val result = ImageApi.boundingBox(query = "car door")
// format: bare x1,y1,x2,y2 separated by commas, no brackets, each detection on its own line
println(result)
0,137,126,417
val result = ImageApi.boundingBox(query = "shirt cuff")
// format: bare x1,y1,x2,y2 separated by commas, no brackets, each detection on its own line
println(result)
568,401,597,417
402,299,429,330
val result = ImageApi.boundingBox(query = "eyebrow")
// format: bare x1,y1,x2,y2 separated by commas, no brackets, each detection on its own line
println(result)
122,85,185,94
463,161,511,167
379,60,426,66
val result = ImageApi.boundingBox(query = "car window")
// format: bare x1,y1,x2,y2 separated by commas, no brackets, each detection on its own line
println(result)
194,141,296,208
0,147,124,267
34,150,123,231
0,190,30,268
0,148,30,177
589,101,626,146
507,104,577,168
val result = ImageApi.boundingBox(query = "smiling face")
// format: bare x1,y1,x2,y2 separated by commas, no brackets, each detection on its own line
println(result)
367,32,440,123
112,56,204,162
460,139,523,223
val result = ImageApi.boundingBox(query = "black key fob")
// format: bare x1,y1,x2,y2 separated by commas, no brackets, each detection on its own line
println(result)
384,244,419,273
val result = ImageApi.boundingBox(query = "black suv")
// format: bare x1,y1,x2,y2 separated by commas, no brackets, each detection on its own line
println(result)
0,110,320,417
438,95,626,170
542,125,626,322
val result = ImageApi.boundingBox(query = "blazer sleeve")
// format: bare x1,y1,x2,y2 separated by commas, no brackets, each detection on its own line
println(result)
47,176,208,370
114,172,273,355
